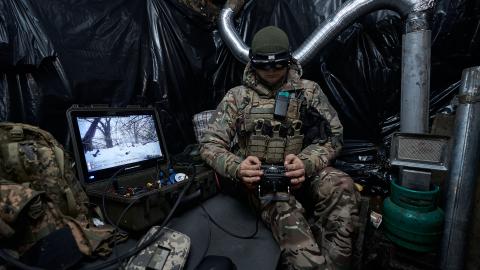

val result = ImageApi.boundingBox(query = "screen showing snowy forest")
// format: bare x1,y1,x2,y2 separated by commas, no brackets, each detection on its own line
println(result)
77,115,163,172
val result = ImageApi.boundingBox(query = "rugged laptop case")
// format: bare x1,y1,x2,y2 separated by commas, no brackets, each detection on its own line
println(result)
66,105,216,231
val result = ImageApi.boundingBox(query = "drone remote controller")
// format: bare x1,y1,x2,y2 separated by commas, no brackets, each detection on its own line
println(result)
259,165,290,199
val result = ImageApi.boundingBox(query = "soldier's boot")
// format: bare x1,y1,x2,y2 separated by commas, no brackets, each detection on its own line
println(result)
261,196,331,270
310,167,360,270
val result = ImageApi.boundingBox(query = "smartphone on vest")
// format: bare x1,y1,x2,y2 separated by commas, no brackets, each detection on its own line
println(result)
274,91,290,120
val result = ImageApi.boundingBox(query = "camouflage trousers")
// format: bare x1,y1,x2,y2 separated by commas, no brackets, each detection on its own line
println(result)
259,167,360,270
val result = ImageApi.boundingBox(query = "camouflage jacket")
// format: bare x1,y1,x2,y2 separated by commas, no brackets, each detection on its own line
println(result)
200,60,343,181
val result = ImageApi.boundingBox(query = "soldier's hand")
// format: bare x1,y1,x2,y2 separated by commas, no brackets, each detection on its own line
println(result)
237,156,263,189
284,154,305,189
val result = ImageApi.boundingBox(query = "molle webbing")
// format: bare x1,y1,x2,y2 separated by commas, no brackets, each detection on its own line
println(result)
240,92,304,164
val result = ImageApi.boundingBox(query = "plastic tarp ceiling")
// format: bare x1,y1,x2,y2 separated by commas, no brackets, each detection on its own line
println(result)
0,0,479,192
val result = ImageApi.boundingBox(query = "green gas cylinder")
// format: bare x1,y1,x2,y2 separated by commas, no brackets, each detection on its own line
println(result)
383,180,444,252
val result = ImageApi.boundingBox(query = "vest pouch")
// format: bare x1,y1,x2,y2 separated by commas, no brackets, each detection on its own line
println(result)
285,134,304,156
265,136,286,164
286,98,301,121
247,134,269,160
284,120,304,156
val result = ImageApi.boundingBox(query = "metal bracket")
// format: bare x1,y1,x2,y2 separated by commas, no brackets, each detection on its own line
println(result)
457,93,480,104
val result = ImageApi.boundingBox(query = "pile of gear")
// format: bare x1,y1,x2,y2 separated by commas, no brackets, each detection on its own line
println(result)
0,123,122,268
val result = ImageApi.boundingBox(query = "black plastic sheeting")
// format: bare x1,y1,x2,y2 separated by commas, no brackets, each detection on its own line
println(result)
1,0,480,194
0,0,68,129
212,0,479,195
0,0,217,154
0,0,54,66
147,0,218,154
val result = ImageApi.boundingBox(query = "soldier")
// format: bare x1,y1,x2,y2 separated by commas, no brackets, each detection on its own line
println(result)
200,26,360,270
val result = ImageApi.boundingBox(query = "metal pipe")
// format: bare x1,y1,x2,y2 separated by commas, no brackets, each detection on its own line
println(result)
293,0,420,65
219,0,435,147
441,66,480,270
218,8,250,64
218,0,435,66
400,12,431,133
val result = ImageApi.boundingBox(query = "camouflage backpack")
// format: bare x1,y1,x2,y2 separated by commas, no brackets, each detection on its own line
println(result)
0,123,121,257
0,122,89,218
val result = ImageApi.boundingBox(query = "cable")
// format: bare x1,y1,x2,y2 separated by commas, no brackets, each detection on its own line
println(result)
112,195,141,268
202,212,212,259
86,164,197,270
1,165,197,270
0,166,128,270
0,165,126,270
156,160,166,186
199,204,259,239
102,166,126,231
192,210,212,269
197,193,281,241
214,172,221,190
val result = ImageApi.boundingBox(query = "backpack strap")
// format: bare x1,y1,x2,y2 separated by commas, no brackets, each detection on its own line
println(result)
21,196,58,244
52,145,78,217
64,187,78,217
53,145,65,178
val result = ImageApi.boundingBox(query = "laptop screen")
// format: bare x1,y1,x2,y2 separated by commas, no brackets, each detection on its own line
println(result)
67,107,166,184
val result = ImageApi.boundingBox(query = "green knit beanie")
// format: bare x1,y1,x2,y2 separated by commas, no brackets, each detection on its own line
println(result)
251,26,289,55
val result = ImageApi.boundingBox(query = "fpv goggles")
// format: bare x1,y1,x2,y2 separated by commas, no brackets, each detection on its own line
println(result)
250,51,291,70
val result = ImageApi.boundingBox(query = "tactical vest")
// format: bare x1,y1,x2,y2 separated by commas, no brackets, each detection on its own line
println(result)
237,90,305,164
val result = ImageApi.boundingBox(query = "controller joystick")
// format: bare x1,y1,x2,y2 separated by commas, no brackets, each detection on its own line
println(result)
259,165,291,201
158,170,167,186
